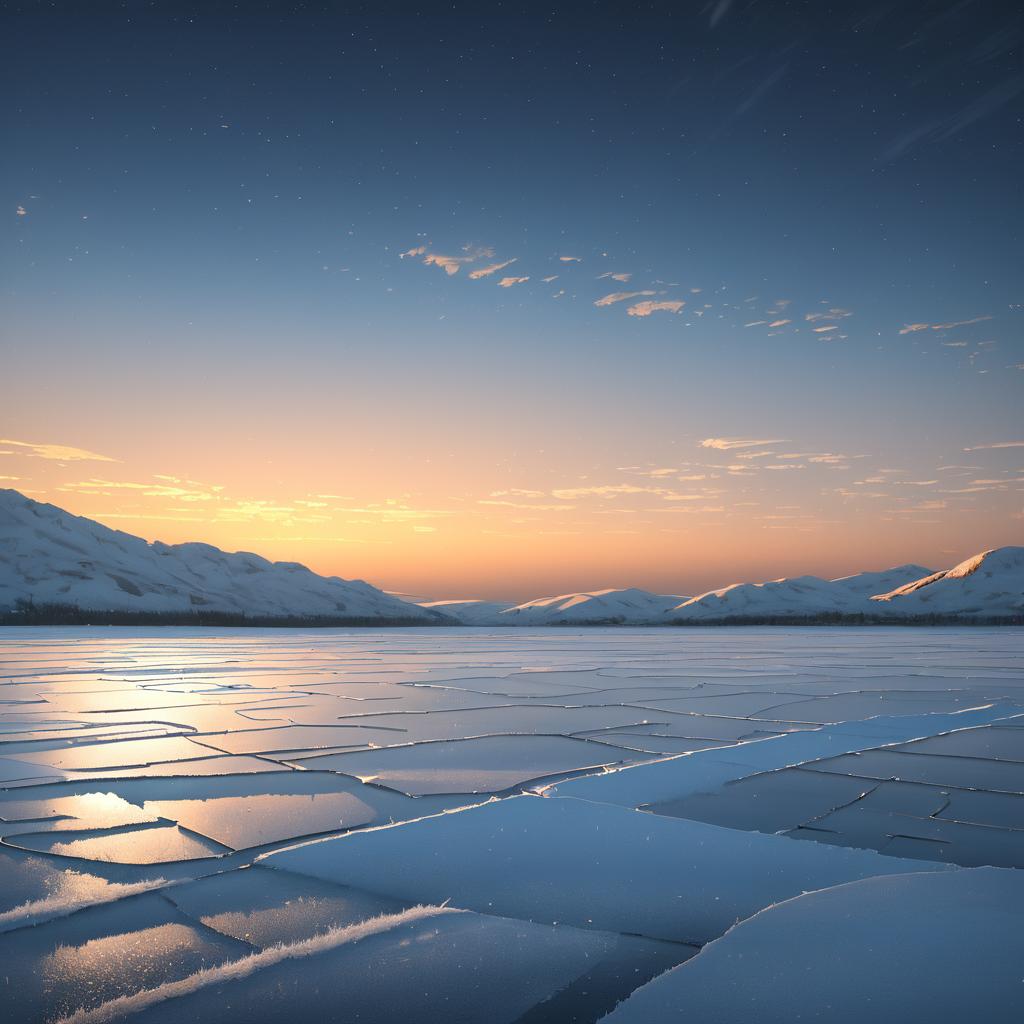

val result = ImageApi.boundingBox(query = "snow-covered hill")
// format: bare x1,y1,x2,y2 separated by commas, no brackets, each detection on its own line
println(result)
436,555,1022,625
3,489,1020,625
870,547,1024,618
499,588,687,625
829,565,936,596
668,565,934,622
425,588,688,626
420,599,517,625
0,489,439,622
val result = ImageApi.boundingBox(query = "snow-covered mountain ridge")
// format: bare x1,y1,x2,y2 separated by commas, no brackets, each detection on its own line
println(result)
2,489,1020,624
430,552,1024,624
0,489,440,622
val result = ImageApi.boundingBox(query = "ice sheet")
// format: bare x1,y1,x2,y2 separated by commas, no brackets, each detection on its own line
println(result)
2,627,1022,1023
544,704,1015,807
291,734,648,795
140,791,381,848
165,865,410,947
10,823,230,864
806,748,1024,792
262,794,945,944
601,868,1024,1023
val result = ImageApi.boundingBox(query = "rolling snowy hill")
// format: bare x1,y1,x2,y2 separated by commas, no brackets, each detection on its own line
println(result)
423,593,688,622
497,588,687,625
2,489,1021,625
870,547,1024,618
667,565,934,622
0,489,440,623
419,599,518,625
423,589,686,626
428,556,1022,625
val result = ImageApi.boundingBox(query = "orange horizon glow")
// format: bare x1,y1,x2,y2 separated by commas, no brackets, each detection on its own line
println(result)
3,430,1020,602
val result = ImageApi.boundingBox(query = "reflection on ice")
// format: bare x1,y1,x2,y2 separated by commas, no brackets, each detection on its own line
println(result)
140,792,381,848
0,847,168,931
165,865,411,947
0,891,250,1022
14,823,229,864
292,733,649,796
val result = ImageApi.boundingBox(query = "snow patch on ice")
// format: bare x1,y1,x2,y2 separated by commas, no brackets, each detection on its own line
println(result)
0,875,169,932
53,903,463,1024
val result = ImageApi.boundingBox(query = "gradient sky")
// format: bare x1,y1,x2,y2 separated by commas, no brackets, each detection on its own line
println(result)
2,2,1022,601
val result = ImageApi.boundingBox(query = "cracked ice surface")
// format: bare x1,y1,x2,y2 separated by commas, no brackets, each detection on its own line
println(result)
1,626,1023,1022
600,868,1024,1023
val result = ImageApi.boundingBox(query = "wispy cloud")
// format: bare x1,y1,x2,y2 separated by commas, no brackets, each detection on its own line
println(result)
708,0,733,29
60,478,218,501
558,256,581,262
620,466,684,479
0,439,119,462
880,76,1024,162
402,244,494,276
942,77,1024,141
769,452,854,467
594,290,655,308
963,440,1024,451
900,315,992,335
490,488,545,498
423,252,474,275
736,64,788,117
597,271,632,283
497,276,529,288
701,437,787,451
550,482,705,501
469,258,517,280
627,300,685,318
805,308,853,322
480,499,576,511
551,483,662,499
329,504,457,523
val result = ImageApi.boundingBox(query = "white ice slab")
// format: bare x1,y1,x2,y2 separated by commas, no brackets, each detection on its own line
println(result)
601,867,1024,1023
543,705,1017,808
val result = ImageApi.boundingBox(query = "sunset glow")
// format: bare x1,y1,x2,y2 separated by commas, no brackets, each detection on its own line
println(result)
2,8,1023,1023
2,420,1021,600
3,5,1021,602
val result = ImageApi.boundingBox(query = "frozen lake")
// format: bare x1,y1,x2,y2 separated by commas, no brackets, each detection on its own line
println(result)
1,626,1023,1022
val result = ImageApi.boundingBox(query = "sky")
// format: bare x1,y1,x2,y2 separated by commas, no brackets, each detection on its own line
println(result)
2,1,1022,601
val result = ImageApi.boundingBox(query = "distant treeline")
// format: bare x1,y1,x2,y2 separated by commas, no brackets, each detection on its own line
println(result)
661,612,1024,627
1,601,1020,629
0,601,447,628
534,612,1024,627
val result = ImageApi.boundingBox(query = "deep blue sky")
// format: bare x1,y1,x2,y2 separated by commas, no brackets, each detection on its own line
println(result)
2,2,1022,598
